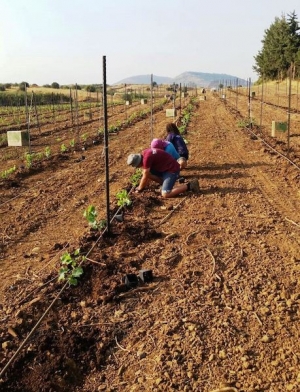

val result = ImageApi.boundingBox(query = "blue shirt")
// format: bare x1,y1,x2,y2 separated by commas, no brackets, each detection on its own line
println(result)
165,143,180,160
166,134,189,160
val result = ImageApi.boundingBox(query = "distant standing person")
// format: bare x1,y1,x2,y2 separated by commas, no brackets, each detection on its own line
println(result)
165,123,189,169
127,148,199,198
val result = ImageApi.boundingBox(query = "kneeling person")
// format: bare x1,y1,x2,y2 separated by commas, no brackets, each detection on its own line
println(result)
127,148,199,198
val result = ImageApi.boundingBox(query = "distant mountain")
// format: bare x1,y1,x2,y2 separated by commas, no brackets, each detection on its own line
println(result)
115,74,173,85
115,71,248,87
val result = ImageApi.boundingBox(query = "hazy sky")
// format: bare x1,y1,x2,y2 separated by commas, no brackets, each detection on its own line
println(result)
1,0,299,85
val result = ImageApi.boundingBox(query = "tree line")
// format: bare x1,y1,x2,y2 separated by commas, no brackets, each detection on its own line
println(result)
0,82,103,93
253,11,300,81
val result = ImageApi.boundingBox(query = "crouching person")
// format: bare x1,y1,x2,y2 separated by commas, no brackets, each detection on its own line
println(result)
127,148,199,198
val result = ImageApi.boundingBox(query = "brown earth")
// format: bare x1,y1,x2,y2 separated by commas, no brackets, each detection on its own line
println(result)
0,91,300,392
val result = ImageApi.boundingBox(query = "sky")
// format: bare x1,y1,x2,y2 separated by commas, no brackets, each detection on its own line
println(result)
0,0,299,85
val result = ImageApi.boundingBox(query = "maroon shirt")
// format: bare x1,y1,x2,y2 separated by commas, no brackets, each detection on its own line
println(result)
142,148,180,173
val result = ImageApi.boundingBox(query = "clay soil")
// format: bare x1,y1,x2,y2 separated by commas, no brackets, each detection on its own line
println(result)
0,91,300,392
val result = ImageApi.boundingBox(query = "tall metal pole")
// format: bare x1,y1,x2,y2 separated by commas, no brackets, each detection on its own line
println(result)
179,83,182,118
235,78,238,111
103,56,110,234
69,88,74,132
33,92,41,136
150,74,153,141
25,84,32,154
296,78,299,113
287,66,292,157
124,83,127,120
260,74,264,130
75,84,79,144
248,78,252,128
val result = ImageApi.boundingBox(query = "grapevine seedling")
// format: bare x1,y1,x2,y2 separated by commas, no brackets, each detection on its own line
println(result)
61,143,67,153
58,249,84,286
45,146,51,158
1,166,16,179
83,205,107,230
130,168,142,187
25,153,33,168
116,189,131,207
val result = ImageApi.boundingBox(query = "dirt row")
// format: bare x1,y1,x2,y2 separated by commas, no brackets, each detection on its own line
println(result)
0,92,300,391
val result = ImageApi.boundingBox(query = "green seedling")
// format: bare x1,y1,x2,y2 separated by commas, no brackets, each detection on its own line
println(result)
1,165,16,179
81,133,87,142
61,143,67,153
45,146,51,158
116,189,131,208
237,117,257,128
35,152,44,161
58,248,84,286
25,153,33,168
69,139,75,148
83,205,107,230
0,134,7,147
130,168,142,187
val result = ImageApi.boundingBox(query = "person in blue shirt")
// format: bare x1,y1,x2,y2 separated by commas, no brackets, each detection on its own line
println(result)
150,138,180,161
165,123,189,169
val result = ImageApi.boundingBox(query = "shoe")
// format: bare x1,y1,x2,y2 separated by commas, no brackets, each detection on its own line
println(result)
189,179,200,193
178,176,185,183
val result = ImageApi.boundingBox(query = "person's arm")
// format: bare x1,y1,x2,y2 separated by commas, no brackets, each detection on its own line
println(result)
136,168,150,191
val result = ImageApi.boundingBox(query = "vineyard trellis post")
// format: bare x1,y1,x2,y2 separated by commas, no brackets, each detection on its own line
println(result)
33,92,41,136
235,78,239,112
260,74,264,130
69,88,74,132
24,84,32,154
248,78,252,129
287,66,292,157
296,78,299,112
179,83,182,118
124,83,127,121
103,55,111,234
150,74,153,142
75,84,80,145
51,92,56,124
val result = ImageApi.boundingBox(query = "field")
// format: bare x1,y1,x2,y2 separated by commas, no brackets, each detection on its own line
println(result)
0,83,300,392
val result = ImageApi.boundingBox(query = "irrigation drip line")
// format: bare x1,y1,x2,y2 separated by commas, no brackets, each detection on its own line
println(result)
0,94,199,376
245,125,300,171
0,182,190,378
0,281,69,379
219,93,300,172
0,189,131,378
158,196,188,225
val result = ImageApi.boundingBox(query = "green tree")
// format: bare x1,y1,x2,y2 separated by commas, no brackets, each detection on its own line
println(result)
286,11,300,78
19,81,29,91
86,85,96,92
253,12,300,80
51,82,60,89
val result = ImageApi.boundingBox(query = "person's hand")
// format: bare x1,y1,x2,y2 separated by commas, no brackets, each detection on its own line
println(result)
135,187,142,193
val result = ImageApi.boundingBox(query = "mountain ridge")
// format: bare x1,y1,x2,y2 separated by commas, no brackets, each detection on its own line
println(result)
114,71,249,87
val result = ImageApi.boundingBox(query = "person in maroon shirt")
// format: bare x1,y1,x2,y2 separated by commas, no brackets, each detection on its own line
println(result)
127,148,199,198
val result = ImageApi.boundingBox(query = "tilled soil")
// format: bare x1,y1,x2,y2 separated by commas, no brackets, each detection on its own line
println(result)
0,92,300,392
